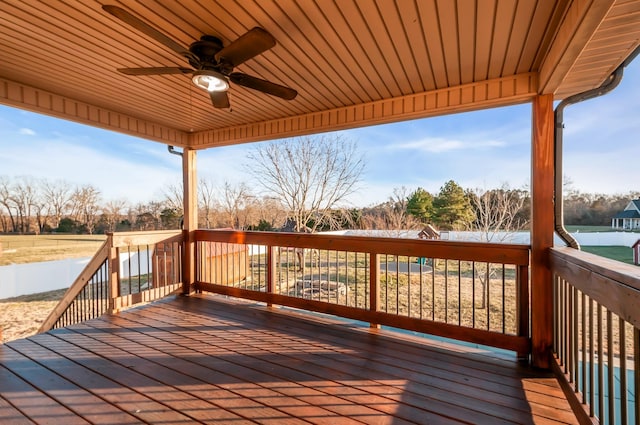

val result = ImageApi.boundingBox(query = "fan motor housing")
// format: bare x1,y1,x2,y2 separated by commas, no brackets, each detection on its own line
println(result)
189,35,224,69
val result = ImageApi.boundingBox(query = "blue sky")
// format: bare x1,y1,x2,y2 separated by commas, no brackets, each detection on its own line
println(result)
1,59,638,208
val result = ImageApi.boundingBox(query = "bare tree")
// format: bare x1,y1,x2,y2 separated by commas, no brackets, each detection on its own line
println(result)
469,184,528,308
162,181,183,213
42,179,72,229
70,185,101,234
256,196,287,230
360,187,421,236
0,176,17,232
470,184,528,242
11,176,39,233
247,135,364,232
198,177,218,229
102,198,128,232
132,201,165,230
221,181,252,229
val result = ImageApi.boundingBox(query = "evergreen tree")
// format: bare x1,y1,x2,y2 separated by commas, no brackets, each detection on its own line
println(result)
432,180,474,230
406,187,433,223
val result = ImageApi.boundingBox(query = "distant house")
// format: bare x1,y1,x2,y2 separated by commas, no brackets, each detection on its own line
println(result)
612,199,640,230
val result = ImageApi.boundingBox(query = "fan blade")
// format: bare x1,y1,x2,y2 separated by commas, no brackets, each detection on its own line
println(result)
215,28,276,67
103,5,197,62
117,67,193,75
230,73,297,100
210,91,230,109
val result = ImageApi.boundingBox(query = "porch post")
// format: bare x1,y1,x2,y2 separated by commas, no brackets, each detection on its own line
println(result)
531,94,555,368
182,147,198,295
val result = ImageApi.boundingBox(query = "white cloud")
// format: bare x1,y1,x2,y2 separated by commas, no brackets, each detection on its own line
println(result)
394,137,506,153
19,128,36,136
0,135,180,203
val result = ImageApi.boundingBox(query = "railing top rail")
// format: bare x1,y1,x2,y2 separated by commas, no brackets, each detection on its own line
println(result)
551,246,640,291
195,229,530,265
551,246,640,328
108,230,183,248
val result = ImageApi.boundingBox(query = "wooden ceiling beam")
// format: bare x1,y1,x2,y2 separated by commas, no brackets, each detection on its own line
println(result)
0,77,189,146
189,73,538,149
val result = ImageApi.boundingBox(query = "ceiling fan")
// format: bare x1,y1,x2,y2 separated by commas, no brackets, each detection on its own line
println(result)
102,5,297,110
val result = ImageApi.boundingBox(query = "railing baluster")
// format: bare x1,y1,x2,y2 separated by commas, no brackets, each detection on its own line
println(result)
501,264,506,334
407,256,411,317
472,261,476,328
581,291,587,402
431,259,436,321
635,328,639,424
369,252,379,328
598,303,604,420
571,286,577,386
444,260,448,323
125,245,131,295
136,245,140,293
395,255,399,314
607,309,614,425
458,261,462,326
419,258,424,320
486,262,490,331
589,298,595,417
267,245,274,305
620,318,627,425
562,277,568,373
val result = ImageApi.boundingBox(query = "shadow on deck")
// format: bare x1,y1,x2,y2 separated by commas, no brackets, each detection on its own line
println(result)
0,294,578,424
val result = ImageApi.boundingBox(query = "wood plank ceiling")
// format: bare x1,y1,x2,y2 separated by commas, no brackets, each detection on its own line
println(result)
1,0,639,148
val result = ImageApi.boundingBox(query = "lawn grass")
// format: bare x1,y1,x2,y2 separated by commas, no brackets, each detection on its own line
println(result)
565,225,617,233
0,234,105,265
581,245,634,265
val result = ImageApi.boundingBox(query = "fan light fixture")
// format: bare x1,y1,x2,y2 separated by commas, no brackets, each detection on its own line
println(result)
192,70,229,92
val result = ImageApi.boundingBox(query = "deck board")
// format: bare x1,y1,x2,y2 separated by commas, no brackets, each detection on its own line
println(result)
0,294,579,424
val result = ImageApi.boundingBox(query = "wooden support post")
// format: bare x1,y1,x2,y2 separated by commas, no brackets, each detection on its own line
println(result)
369,253,380,329
182,147,198,295
107,234,120,313
531,94,555,369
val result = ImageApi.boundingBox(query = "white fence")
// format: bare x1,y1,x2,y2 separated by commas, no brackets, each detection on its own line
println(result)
0,257,89,300
341,230,640,247
0,250,152,300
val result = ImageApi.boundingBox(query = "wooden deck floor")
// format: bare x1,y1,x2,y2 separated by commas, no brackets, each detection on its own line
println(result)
0,294,578,424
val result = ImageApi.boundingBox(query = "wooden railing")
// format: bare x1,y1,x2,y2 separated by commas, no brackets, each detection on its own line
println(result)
39,230,183,332
194,229,531,357
551,247,640,425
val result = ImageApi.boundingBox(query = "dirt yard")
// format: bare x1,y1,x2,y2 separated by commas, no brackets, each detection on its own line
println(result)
0,235,105,342
0,288,67,343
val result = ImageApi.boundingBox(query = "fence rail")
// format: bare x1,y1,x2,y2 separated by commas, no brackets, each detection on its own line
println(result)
551,247,640,425
39,230,183,332
194,229,531,357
